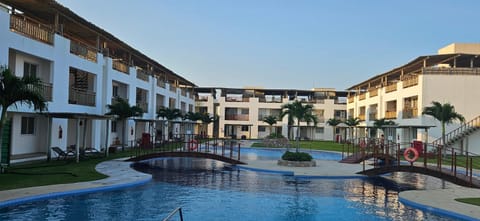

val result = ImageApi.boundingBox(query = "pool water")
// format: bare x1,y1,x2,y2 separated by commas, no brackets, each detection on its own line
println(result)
0,149,464,221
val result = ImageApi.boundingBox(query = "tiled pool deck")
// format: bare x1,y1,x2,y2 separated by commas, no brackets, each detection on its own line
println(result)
0,157,479,220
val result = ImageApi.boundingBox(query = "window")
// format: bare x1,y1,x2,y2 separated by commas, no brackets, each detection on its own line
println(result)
21,117,35,135
315,127,324,134
258,126,266,132
111,121,117,133
24,62,37,78
241,126,249,131
241,108,249,115
112,85,119,97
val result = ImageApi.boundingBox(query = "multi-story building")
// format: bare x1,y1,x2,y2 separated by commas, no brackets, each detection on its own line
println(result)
195,87,348,140
0,0,196,163
346,43,480,153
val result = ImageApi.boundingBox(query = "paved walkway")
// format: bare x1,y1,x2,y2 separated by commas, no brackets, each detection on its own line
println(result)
0,156,479,220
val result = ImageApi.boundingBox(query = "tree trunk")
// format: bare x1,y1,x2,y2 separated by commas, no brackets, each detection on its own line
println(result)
0,108,7,167
296,122,300,152
122,119,127,151
442,122,446,158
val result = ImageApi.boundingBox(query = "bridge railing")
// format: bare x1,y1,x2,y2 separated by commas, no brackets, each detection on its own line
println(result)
344,137,480,187
129,133,242,161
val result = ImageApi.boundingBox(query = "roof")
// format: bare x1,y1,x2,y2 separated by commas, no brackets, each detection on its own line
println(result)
195,87,349,97
42,112,113,119
347,53,480,90
0,0,196,87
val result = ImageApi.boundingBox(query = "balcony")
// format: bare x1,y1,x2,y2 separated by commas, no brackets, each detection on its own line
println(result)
10,14,53,45
368,113,377,121
385,83,397,93
112,60,129,74
402,75,418,88
358,114,366,121
423,67,480,75
156,105,165,113
70,40,97,63
385,111,397,119
136,102,148,113
157,80,166,88
359,93,366,100
181,89,187,97
28,81,52,101
169,85,177,93
136,69,149,82
110,97,128,105
259,97,282,103
225,114,249,121
226,97,250,102
368,88,378,97
196,96,208,102
403,108,418,119
69,88,96,106
348,96,354,103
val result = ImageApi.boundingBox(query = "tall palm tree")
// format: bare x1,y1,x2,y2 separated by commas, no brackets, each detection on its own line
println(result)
157,107,182,140
106,97,143,151
345,117,361,139
262,115,278,137
0,67,47,165
280,100,318,152
373,118,396,137
327,118,342,141
423,101,464,150
200,113,218,138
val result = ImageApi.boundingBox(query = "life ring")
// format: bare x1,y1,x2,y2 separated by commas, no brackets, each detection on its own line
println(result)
360,140,366,148
403,147,419,163
189,139,198,151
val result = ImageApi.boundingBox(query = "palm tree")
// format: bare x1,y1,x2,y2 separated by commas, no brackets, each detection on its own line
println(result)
423,101,464,151
262,115,278,137
157,107,182,140
372,118,396,139
345,117,361,140
280,101,318,152
200,113,218,138
184,111,203,135
0,67,47,165
327,118,342,141
106,97,143,151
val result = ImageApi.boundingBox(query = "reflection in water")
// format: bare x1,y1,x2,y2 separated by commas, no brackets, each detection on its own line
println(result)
0,157,459,221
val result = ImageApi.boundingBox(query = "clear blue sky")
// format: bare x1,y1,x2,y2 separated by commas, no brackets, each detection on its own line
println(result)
57,0,479,90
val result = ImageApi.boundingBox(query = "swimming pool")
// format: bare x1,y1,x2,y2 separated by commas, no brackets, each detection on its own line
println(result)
0,148,467,220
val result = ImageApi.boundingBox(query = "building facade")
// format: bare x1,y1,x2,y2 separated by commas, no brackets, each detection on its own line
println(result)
195,87,348,141
346,43,480,153
0,0,195,163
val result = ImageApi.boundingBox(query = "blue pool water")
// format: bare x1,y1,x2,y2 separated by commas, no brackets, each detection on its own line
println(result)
0,148,465,221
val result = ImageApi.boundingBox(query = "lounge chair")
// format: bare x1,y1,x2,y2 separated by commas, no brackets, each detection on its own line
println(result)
51,146,75,160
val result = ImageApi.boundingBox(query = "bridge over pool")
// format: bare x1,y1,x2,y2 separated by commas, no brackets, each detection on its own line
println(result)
340,137,480,188
127,137,246,165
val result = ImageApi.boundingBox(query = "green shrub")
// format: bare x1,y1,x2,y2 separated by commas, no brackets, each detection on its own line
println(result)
267,133,285,139
281,151,313,161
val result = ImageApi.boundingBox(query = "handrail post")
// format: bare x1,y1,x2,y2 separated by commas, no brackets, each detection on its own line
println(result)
238,143,241,161
453,152,457,178
230,142,233,159
469,157,473,187
424,142,427,168
451,148,454,172
466,152,469,176
362,146,365,172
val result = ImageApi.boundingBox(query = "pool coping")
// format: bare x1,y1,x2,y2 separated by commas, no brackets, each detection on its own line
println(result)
399,196,480,221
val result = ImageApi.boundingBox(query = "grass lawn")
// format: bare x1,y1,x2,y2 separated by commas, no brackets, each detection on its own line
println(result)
251,140,347,152
0,150,134,191
455,198,480,206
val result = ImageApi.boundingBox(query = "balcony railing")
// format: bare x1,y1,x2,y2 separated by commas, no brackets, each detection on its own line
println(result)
169,85,177,93
181,89,187,97
385,83,397,93
358,114,366,121
226,97,250,102
69,88,96,106
156,105,165,113
136,102,148,113
196,96,208,101
348,96,354,103
10,14,53,44
403,108,418,119
70,40,97,63
28,82,52,101
368,88,378,97
334,99,347,104
111,97,128,105
359,93,366,100
112,60,129,74
259,97,282,103
225,114,249,121
423,67,480,75
368,113,377,121
136,69,149,82
402,75,418,88
385,111,397,119
157,80,166,88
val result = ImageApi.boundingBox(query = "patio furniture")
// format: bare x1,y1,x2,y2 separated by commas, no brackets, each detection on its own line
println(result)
51,146,76,160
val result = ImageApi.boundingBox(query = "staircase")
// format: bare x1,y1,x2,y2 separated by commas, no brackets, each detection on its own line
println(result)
432,115,480,147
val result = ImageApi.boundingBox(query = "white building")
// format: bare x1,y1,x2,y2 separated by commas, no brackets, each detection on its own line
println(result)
195,87,348,141
346,43,480,153
0,0,196,163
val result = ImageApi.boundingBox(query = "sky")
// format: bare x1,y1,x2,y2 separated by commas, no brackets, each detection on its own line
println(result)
57,0,480,90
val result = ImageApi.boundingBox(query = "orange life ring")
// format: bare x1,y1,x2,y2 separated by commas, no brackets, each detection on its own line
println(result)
189,139,199,151
360,140,366,148
403,147,419,163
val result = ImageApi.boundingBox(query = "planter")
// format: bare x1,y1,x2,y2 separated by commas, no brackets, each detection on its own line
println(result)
277,159,316,167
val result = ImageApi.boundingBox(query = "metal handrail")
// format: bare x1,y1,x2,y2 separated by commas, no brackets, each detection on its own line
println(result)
432,115,480,146
162,207,183,221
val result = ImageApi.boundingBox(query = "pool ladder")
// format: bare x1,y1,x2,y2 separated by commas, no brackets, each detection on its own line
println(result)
162,207,184,221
